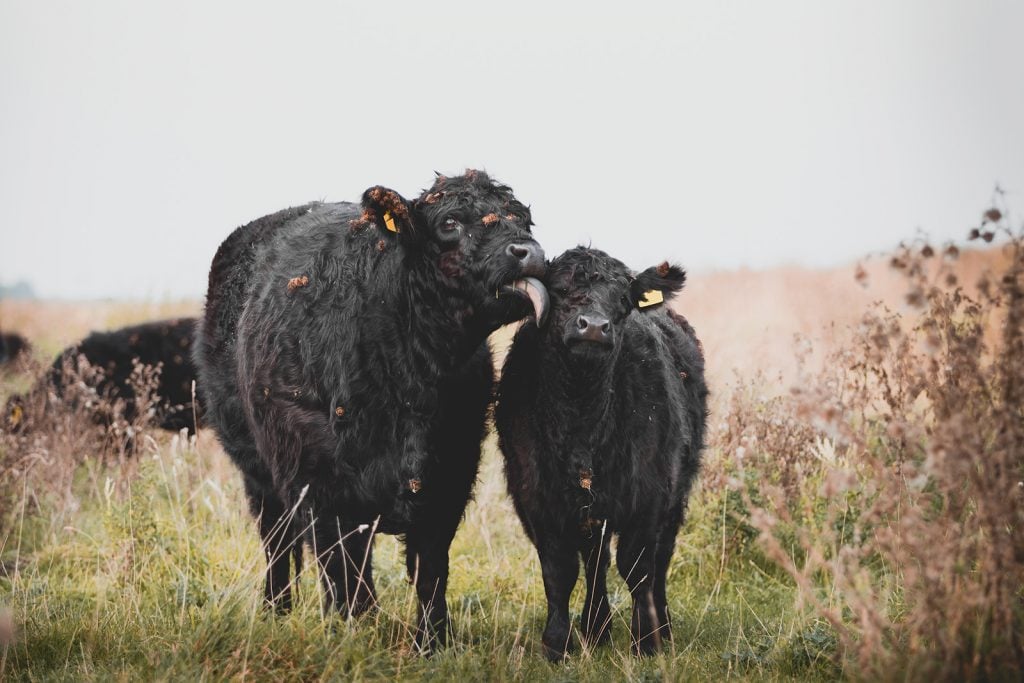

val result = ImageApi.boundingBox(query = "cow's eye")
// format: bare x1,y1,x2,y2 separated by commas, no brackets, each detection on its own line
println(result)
442,217,462,233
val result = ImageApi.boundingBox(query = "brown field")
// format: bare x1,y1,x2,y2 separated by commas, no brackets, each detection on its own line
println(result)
0,299,200,359
495,245,1008,393
1,245,1008,401
685,246,1008,385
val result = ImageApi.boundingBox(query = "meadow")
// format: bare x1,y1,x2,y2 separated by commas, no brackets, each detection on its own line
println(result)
1,217,1021,681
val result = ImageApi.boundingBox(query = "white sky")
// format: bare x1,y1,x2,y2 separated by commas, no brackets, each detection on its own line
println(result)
1,1,1022,300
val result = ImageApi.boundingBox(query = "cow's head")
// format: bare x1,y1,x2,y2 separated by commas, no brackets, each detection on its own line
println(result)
544,247,686,356
359,170,548,328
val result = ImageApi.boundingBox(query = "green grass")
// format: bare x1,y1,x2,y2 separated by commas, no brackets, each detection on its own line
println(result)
1,429,838,681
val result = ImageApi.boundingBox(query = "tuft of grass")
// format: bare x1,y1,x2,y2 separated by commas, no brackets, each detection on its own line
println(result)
736,208,1024,680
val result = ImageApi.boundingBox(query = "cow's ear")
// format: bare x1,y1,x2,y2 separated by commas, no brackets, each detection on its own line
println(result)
360,186,416,240
629,262,686,309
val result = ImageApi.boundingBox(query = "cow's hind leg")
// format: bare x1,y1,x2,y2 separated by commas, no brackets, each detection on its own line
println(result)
616,527,664,656
243,476,303,612
310,516,377,617
579,532,612,646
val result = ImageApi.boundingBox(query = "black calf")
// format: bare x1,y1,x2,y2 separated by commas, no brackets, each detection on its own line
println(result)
497,247,707,659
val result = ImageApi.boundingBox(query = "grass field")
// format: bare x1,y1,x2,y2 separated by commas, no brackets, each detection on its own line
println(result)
0,430,836,681
1,231,1021,681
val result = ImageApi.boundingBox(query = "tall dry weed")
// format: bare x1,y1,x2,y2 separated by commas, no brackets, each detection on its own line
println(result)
0,356,165,536
734,205,1024,680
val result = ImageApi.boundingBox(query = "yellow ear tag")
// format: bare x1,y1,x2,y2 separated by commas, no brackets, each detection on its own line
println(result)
383,211,398,233
10,404,23,427
638,289,664,308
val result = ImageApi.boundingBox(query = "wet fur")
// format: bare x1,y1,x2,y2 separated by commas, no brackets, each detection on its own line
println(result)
496,247,707,659
194,170,544,650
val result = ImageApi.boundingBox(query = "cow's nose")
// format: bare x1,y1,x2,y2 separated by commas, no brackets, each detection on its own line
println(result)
573,314,613,343
506,242,546,278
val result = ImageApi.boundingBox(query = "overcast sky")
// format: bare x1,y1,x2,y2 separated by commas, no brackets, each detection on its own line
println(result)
1,1,1022,300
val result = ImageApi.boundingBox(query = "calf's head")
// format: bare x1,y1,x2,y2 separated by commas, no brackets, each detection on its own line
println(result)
359,170,548,328
545,247,686,355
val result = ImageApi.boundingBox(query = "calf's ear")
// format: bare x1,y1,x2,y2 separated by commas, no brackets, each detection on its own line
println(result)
629,262,686,309
360,186,416,241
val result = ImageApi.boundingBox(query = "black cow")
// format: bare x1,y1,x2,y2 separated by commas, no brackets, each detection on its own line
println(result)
0,331,30,367
4,318,201,435
496,247,707,659
194,170,548,650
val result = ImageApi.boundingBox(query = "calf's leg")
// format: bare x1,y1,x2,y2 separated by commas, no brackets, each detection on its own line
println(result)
536,535,580,661
579,532,612,646
405,523,456,653
616,528,664,656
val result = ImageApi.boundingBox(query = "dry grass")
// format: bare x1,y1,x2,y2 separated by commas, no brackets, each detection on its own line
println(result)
707,213,1023,679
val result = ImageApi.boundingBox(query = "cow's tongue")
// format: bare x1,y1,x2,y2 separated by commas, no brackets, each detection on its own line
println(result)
505,277,549,326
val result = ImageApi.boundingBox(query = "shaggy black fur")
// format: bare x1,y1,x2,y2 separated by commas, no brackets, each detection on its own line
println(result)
0,331,30,367
194,170,548,651
496,247,708,659
4,318,201,435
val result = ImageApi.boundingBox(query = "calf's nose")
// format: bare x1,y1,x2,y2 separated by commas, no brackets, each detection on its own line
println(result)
574,314,612,343
506,242,546,277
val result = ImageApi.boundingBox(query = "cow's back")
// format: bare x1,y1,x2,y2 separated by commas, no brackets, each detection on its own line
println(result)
195,204,318,375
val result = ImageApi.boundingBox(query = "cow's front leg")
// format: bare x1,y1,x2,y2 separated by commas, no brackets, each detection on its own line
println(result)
243,475,302,613
309,513,377,618
404,523,455,653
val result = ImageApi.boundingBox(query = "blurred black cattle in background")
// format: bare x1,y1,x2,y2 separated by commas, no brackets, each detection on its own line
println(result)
3,318,201,436
0,331,31,368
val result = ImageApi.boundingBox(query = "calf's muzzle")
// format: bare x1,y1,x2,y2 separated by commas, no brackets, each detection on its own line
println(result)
567,314,613,346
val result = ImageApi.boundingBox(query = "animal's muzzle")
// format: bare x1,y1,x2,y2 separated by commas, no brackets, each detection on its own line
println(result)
567,314,613,346
506,242,546,278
